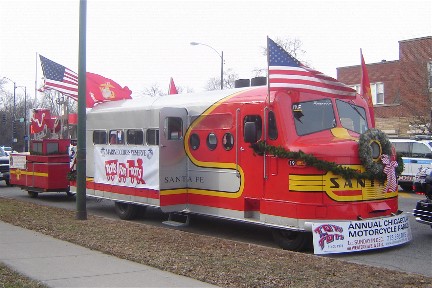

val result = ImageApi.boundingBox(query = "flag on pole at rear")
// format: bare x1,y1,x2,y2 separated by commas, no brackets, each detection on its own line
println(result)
39,55,78,97
168,77,178,95
39,55,132,108
86,72,132,108
267,37,356,97
360,49,375,127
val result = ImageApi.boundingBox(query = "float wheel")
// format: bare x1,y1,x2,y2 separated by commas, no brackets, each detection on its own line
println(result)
114,202,140,220
27,191,38,198
271,229,311,251
400,183,413,192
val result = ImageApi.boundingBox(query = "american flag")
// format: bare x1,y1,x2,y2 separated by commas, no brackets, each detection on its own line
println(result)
267,37,356,97
39,55,78,97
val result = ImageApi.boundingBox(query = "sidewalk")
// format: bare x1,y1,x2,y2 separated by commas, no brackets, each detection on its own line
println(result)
0,221,218,287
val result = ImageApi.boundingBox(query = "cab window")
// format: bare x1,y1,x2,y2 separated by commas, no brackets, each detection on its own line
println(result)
109,130,124,145
127,129,144,145
243,115,262,141
93,130,107,144
165,117,183,140
268,111,278,140
146,129,159,145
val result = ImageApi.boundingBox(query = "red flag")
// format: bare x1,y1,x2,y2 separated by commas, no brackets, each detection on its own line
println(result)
168,77,178,95
360,49,375,127
86,72,132,108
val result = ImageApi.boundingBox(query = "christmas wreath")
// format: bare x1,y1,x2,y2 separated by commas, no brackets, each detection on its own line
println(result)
358,128,392,174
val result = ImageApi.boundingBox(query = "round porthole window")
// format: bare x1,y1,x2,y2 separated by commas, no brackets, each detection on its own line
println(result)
189,133,200,150
207,133,217,150
222,133,234,151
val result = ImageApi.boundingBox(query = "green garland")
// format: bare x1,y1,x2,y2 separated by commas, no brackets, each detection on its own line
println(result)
67,170,77,181
251,140,404,182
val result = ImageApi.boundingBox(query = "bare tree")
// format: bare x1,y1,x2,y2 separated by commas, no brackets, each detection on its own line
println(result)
409,115,432,135
141,83,165,97
167,85,194,95
206,68,239,91
263,37,306,59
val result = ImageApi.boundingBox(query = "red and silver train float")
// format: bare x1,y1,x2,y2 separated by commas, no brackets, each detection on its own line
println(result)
67,79,411,253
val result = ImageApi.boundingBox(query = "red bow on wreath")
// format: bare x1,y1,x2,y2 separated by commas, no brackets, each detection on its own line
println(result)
381,154,398,192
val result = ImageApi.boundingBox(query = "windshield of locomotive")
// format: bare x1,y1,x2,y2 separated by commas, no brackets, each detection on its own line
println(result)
293,99,369,136
335,99,368,134
293,99,335,136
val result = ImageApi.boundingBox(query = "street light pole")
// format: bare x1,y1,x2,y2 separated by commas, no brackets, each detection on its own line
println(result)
16,86,27,152
190,42,224,90
2,77,17,149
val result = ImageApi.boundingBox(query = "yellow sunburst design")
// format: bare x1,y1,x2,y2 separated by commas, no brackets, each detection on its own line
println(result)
289,164,397,202
330,127,358,141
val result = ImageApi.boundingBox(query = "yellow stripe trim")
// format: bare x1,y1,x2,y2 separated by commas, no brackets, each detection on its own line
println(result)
10,169,48,178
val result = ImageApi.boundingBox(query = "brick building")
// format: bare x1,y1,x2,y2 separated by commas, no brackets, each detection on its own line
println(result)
337,36,432,137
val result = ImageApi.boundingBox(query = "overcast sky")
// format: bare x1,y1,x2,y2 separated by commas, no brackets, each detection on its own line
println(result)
1,0,431,100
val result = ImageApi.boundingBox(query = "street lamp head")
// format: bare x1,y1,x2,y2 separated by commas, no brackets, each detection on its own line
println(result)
190,42,200,46
1,76,15,85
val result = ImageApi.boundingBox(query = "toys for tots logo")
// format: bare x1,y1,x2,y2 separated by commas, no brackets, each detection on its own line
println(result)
313,224,344,250
104,158,146,184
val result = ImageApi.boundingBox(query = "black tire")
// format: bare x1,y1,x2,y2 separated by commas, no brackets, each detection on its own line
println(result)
400,183,413,192
27,191,38,198
425,183,432,200
66,190,75,197
114,202,140,220
272,229,311,251
5,179,11,187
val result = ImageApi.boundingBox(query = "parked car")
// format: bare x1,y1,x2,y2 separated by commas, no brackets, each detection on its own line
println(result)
1,146,12,155
0,147,10,186
390,137,432,191
413,166,432,228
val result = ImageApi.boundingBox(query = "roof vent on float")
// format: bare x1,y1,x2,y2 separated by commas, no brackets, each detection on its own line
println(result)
234,77,267,88
251,76,267,86
234,79,250,88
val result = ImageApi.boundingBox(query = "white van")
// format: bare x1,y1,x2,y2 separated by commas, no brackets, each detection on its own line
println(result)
390,137,432,191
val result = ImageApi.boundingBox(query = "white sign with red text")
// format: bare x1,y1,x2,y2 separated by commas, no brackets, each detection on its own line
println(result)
312,213,412,254
94,145,159,190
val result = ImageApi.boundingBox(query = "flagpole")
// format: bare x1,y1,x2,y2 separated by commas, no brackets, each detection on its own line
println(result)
35,52,37,106
76,0,87,220
266,36,270,106
33,51,38,145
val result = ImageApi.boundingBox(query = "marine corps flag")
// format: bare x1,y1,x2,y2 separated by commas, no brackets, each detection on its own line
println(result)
86,72,132,108
360,49,375,127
